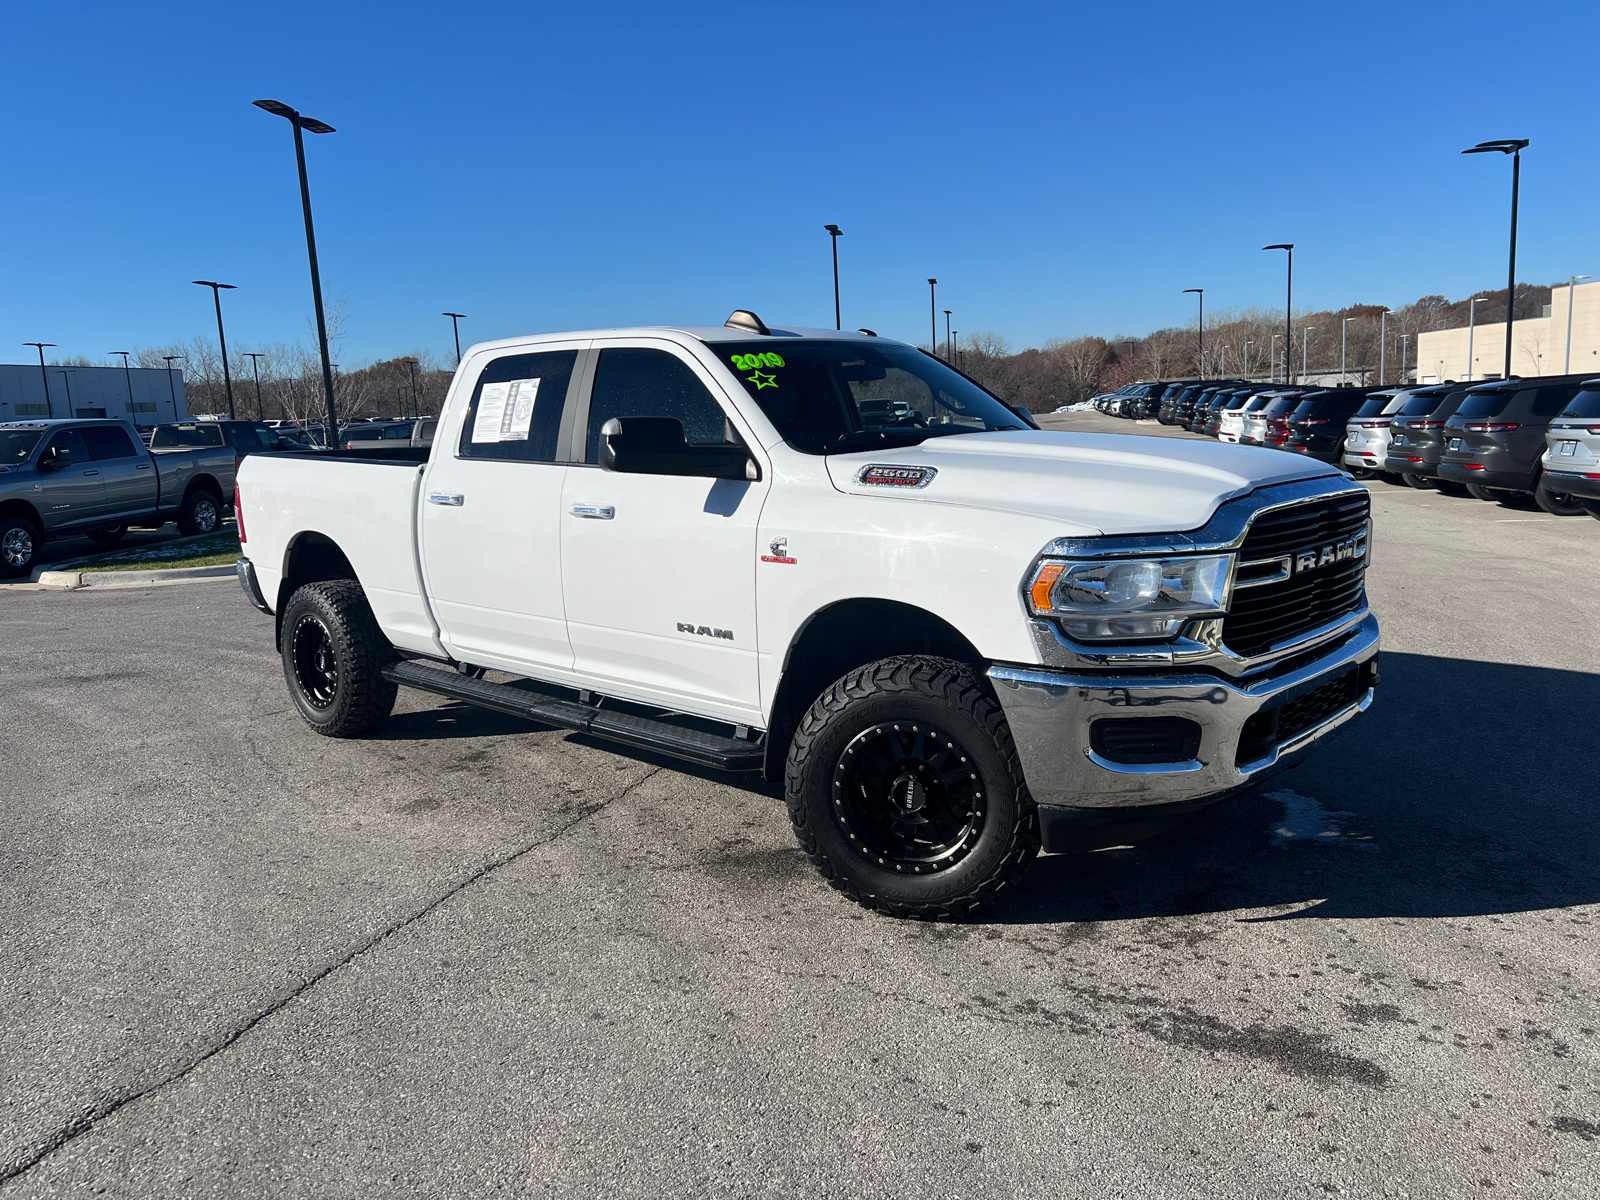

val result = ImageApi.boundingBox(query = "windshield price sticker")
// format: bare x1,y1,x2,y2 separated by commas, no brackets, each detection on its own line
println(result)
855,464,938,489
471,378,541,443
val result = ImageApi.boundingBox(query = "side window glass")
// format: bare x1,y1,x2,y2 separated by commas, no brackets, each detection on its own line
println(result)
46,429,91,463
586,348,733,464
457,350,576,462
82,425,139,459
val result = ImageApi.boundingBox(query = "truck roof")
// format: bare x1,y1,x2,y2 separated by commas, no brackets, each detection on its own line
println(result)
456,321,903,360
0,418,136,429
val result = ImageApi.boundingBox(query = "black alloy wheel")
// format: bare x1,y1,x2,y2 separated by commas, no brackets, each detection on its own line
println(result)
279,579,398,736
1402,473,1434,490
0,515,39,579
833,721,986,877
1535,476,1588,516
291,613,340,709
178,488,222,536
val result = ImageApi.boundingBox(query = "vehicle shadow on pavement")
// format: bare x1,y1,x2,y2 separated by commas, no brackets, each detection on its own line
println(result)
986,651,1600,927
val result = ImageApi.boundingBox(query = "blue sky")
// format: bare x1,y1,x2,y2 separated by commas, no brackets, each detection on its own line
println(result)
3,0,1596,366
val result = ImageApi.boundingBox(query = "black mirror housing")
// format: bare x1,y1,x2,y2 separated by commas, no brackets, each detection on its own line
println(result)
600,417,759,481
39,446,71,471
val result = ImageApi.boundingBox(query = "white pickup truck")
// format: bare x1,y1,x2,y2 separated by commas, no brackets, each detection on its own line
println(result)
236,312,1379,918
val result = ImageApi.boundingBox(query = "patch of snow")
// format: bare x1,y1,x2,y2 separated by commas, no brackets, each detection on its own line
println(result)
1263,789,1379,852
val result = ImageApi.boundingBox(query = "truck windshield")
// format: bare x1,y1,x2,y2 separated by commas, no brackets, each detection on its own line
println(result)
1,429,45,463
1559,389,1600,418
716,341,1027,454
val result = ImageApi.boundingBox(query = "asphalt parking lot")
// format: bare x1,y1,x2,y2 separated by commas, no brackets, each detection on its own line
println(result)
3,414,1597,1198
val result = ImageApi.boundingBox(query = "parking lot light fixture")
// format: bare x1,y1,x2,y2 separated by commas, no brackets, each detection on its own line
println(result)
402,356,421,419
1263,244,1294,388
1270,334,1281,384
254,98,340,446
1244,339,1252,381
23,343,56,417
57,370,75,414
192,281,238,418
1183,289,1204,378
1462,139,1529,381
1400,334,1410,384
824,225,843,329
109,351,135,418
442,313,466,367
1341,317,1352,384
1565,275,1591,373
243,352,267,419
162,355,185,418
944,309,952,361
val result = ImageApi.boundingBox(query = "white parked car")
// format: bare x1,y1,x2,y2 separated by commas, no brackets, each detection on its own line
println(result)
1217,392,1271,443
236,313,1379,918
1341,388,1407,477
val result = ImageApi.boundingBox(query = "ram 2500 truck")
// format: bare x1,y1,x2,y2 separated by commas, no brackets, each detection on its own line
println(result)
1,418,235,578
235,314,1379,918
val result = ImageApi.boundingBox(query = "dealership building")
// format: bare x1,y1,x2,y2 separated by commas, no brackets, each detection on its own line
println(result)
1416,278,1600,383
0,362,189,425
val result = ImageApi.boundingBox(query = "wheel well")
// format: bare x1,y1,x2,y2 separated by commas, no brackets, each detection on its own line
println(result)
274,532,358,651
185,474,225,502
0,499,45,534
761,599,985,782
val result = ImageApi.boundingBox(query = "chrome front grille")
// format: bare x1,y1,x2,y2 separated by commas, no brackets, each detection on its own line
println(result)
1222,492,1370,658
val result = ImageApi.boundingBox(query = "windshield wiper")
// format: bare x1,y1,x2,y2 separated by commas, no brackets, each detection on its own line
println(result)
828,429,932,453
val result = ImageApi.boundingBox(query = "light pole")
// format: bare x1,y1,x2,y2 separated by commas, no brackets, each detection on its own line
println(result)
943,309,952,361
1400,334,1410,384
57,370,75,415
23,343,56,417
1270,334,1281,384
1263,244,1294,388
1466,296,1490,381
824,224,843,329
1182,288,1204,378
1378,309,1391,385
1244,339,1252,381
1565,275,1591,374
1301,327,1316,385
402,356,421,418
442,313,466,366
163,355,185,419
254,98,340,446
1462,139,1529,381
243,352,267,419
1341,317,1352,384
927,279,937,355
109,350,135,419
192,281,238,418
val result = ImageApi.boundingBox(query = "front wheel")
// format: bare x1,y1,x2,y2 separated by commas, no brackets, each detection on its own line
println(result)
1465,483,1501,502
785,656,1039,920
281,580,398,737
0,515,41,579
1535,476,1588,516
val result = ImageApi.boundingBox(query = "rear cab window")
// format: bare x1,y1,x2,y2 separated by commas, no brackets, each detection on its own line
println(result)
457,349,577,462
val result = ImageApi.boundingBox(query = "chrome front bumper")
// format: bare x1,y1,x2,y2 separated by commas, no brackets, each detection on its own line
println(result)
988,614,1379,811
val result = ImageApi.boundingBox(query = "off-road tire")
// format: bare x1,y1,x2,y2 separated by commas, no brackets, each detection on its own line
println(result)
85,526,128,545
176,487,223,536
0,514,41,579
1534,476,1587,516
281,580,397,737
785,655,1040,920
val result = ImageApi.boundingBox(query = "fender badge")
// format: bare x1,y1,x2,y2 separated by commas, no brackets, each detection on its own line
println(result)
854,463,937,489
761,535,797,565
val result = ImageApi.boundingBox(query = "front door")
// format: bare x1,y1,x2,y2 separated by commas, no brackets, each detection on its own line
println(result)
419,343,585,675
559,343,768,724
34,428,107,532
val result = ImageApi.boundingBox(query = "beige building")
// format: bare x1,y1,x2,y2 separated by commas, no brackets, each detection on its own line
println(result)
1416,278,1600,383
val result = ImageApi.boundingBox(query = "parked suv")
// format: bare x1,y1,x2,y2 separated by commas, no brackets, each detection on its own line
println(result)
1383,385,1470,491
1220,392,1272,444
1243,392,1308,447
1437,375,1589,509
1340,389,1407,478
1540,380,1600,519
1282,388,1375,463
1197,387,1251,437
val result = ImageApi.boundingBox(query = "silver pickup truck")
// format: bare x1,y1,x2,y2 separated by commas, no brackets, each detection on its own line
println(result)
0,419,236,578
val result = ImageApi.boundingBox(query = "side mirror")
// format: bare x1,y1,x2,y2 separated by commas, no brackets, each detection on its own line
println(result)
600,417,759,481
1009,405,1042,429
38,446,71,471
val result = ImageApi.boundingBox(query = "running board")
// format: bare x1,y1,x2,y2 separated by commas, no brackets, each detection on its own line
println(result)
382,660,765,772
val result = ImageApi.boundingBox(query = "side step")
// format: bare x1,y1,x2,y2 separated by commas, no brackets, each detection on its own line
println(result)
382,660,765,772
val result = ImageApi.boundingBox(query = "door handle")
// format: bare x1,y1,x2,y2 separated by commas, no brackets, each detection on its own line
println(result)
83,470,100,476
570,504,615,519
427,493,464,506
135,463,151,470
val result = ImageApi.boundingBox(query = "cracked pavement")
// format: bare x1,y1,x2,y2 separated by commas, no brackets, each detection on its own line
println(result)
2,420,1597,1196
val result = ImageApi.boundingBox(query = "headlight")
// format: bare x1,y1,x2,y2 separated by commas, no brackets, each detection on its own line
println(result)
1026,554,1232,641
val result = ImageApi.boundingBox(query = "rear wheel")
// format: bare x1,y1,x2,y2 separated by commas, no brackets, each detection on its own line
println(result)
785,656,1039,920
85,526,128,545
1346,465,1374,480
281,580,398,737
1535,476,1588,516
1402,473,1434,490
176,487,223,536
0,515,41,579
1465,483,1500,502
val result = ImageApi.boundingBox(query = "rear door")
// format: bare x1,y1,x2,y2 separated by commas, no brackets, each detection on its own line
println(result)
419,342,586,675
80,424,151,521
558,341,769,722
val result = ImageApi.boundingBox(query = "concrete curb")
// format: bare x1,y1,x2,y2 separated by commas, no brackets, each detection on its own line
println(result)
32,564,237,589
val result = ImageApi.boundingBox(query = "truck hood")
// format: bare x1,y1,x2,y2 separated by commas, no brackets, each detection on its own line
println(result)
824,431,1340,536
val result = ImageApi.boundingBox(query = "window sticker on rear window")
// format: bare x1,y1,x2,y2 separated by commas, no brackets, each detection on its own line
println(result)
471,378,540,443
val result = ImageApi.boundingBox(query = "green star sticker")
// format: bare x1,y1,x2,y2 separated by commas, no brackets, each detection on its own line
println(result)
747,370,778,390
